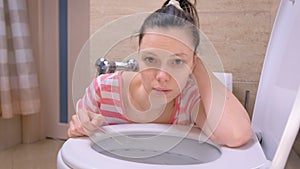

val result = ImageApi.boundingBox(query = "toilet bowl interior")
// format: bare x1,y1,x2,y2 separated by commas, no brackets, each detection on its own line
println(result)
91,133,221,165
89,124,222,165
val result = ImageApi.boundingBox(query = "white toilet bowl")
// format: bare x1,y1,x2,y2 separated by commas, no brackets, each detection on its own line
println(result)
57,124,269,169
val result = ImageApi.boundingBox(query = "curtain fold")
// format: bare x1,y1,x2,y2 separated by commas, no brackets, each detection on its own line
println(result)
0,0,40,119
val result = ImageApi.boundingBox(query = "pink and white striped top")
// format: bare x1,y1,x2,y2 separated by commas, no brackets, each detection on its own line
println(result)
76,71,200,125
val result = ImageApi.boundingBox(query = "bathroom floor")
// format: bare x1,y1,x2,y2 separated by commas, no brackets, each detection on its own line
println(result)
0,138,299,169
0,138,64,169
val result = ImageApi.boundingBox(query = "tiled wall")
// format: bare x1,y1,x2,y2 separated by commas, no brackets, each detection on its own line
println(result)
200,0,282,117
90,0,280,116
198,2,272,116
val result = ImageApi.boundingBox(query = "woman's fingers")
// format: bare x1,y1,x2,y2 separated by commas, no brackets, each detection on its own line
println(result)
77,110,105,136
68,110,104,137
89,112,104,126
68,118,86,137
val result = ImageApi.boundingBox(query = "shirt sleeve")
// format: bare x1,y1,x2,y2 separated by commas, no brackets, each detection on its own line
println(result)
76,75,102,114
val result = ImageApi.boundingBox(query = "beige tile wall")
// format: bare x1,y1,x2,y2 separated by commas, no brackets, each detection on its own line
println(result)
90,0,281,116
197,0,281,116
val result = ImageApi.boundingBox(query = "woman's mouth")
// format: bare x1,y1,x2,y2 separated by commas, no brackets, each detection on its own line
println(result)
152,88,172,94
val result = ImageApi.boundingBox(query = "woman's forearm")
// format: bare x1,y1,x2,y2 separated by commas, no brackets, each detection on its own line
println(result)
193,57,252,147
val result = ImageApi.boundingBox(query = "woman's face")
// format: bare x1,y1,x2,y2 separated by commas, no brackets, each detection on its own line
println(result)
138,28,195,102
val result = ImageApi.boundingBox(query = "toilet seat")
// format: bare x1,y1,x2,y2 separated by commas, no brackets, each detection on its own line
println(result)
58,124,269,169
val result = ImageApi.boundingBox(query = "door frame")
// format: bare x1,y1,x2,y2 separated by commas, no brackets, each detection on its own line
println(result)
41,0,90,139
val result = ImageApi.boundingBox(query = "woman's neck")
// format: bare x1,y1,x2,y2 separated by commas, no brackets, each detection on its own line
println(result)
129,77,169,111
122,72,174,123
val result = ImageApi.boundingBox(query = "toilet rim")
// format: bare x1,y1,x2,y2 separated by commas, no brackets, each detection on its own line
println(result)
60,124,269,169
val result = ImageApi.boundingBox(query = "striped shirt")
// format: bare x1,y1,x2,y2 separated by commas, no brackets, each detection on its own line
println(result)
76,71,200,125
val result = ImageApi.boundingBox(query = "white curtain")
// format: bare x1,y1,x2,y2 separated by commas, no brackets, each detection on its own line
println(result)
0,0,40,119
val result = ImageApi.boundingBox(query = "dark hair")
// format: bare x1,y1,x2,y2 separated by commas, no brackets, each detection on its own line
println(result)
139,0,200,54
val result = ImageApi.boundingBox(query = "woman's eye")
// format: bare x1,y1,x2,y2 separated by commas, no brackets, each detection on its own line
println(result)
144,57,156,64
172,59,183,65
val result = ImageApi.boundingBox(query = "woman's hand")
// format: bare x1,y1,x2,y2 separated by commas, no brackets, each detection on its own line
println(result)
67,110,104,137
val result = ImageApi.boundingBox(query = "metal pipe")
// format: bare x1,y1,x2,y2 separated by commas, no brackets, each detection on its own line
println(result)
95,58,139,75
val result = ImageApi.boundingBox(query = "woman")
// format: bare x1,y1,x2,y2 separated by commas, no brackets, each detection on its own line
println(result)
68,0,252,147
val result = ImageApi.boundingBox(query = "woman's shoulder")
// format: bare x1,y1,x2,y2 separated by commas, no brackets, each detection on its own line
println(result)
98,71,122,79
121,71,140,86
95,71,140,89
121,71,138,78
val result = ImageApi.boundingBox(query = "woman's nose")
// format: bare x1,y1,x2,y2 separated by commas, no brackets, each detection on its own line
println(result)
155,69,171,82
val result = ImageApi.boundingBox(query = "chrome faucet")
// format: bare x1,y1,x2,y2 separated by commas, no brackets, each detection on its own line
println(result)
95,57,139,75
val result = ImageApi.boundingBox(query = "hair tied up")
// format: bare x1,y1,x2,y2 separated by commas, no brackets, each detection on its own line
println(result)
162,0,199,27
167,0,183,11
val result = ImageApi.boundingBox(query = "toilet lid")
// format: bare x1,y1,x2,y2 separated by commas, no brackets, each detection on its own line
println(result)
60,124,268,169
251,0,300,160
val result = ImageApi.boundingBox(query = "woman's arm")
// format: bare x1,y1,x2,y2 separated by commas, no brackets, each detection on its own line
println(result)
192,57,252,147
68,77,104,137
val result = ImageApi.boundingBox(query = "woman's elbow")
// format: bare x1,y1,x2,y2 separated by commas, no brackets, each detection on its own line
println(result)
226,127,253,148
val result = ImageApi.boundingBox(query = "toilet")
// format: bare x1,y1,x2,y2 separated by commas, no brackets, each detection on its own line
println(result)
57,0,300,168
58,123,272,169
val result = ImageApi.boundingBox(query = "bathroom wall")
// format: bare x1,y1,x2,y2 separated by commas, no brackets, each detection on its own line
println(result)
196,0,281,117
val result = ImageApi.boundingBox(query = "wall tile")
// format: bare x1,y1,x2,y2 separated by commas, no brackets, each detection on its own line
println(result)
90,0,161,34
232,82,259,117
105,36,139,61
212,42,267,82
91,0,161,16
90,15,123,35
197,0,272,12
199,11,272,44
